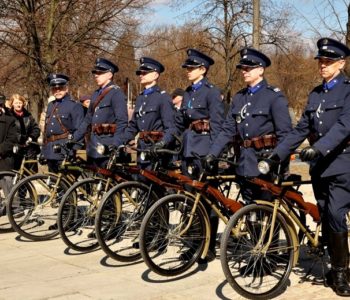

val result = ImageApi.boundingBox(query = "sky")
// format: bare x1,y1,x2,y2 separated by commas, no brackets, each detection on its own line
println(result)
146,0,348,41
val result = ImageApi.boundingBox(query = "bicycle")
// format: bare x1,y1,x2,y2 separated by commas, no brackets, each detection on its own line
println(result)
220,157,325,299
138,155,243,276
57,145,138,252
94,143,187,263
0,142,41,232
6,141,88,241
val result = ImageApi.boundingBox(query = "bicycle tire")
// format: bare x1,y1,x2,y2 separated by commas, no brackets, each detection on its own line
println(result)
7,173,69,241
0,171,17,232
58,177,117,252
139,194,207,276
220,204,295,300
95,181,157,262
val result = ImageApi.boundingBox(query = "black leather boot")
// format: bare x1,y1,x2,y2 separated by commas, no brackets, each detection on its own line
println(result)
328,231,350,297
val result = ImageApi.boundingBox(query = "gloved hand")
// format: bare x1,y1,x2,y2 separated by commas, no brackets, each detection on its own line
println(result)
204,154,217,173
150,140,166,156
300,146,321,161
108,144,117,153
267,152,280,162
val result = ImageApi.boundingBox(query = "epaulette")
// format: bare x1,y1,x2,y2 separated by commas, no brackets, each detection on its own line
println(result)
344,79,350,84
111,84,120,90
267,85,280,92
160,90,166,94
205,81,214,88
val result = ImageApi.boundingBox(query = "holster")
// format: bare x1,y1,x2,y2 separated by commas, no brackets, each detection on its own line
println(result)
92,123,117,135
242,134,277,150
139,131,164,143
45,132,69,144
189,119,210,133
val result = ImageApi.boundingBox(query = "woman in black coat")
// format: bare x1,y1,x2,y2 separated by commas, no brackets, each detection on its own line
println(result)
9,94,40,170
0,95,18,214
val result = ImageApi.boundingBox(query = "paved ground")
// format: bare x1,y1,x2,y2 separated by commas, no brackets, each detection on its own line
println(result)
0,162,343,299
0,225,342,300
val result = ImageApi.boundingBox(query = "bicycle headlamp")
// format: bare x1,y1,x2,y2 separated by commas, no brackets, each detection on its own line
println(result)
96,143,106,155
258,160,270,175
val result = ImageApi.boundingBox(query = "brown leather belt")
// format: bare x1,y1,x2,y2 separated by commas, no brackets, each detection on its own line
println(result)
45,132,70,143
241,134,277,150
92,123,116,135
139,131,163,142
189,119,210,133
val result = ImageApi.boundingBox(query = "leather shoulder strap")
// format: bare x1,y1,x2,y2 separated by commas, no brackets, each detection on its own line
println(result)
92,86,114,112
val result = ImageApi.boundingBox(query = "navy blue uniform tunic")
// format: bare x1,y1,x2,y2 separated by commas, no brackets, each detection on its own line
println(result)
176,77,224,158
210,79,292,177
42,94,84,161
274,73,350,231
123,85,177,163
74,82,128,159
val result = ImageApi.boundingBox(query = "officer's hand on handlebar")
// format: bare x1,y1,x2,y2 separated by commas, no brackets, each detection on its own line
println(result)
108,144,117,153
300,146,321,161
267,152,280,162
204,154,217,173
150,140,166,156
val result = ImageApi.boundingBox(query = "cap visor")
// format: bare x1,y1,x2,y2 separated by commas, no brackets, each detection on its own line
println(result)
91,68,110,74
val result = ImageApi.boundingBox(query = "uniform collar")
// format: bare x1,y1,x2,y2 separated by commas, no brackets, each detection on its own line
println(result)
192,78,206,91
97,81,113,95
54,94,69,103
142,85,159,96
323,74,343,91
247,79,265,95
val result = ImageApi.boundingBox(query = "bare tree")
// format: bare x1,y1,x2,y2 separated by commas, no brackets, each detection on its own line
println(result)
165,0,295,103
292,0,350,74
0,0,149,117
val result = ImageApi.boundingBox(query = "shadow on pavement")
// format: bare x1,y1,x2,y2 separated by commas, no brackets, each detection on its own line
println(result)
141,262,208,283
100,254,143,268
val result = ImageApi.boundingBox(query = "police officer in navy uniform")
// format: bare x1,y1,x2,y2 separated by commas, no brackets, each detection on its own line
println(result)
270,38,350,297
42,74,84,172
123,57,176,168
205,48,292,201
176,49,224,262
176,49,224,174
74,58,128,167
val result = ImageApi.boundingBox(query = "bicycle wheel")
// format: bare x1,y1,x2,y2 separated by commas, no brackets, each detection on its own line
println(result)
58,177,117,252
139,194,207,276
7,173,69,241
220,204,295,300
0,171,17,232
95,181,158,262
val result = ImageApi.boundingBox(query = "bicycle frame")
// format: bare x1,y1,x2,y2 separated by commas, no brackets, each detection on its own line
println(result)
150,170,243,259
248,176,322,267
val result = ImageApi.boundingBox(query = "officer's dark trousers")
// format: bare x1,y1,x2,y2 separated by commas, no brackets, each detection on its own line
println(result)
87,157,109,169
238,175,274,204
312,173,350,233
312,173,350,294
182,157,219,253
47,159,62,173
